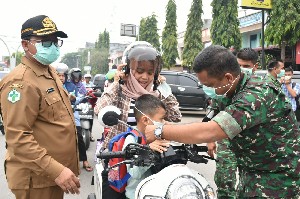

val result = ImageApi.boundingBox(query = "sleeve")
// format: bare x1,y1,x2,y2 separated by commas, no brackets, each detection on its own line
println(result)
159,91,182,123
122,135,150,179
1,81,64,178
294,83,300,95
94,82,119,115
212,88,268,139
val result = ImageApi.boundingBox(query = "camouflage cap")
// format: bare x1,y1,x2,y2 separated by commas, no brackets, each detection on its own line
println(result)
21,15,67,39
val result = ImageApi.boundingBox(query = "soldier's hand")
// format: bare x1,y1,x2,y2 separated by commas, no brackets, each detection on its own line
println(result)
207,142,217,158
55,167,80,194
145,125,157,144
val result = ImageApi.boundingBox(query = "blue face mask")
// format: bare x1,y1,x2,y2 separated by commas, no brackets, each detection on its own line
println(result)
277,69,285,78
203,75,239,99
241,67,253,75
33,42,60,65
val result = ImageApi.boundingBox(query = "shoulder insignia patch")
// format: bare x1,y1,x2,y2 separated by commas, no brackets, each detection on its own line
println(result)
7,89,21,103
9,84,24,89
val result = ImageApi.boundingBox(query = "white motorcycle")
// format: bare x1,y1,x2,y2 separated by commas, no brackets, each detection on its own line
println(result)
88,106,216,199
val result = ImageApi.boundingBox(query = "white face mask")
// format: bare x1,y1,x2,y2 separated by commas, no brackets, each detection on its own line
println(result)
134,107,164,127
284,76,292,81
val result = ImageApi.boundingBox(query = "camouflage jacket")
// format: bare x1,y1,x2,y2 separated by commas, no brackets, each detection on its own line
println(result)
211,72,300,198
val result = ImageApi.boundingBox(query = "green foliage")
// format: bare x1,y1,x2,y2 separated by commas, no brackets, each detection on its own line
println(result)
265,0,300,48
210,0,241,49
138,14,161,51
161,0,179,69
11,51,24,66
61,30,110,75
95,29,110,50
182,0,204,70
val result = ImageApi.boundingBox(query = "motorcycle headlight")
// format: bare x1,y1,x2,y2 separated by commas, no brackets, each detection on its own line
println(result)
204,185,215,199
165,175,206,199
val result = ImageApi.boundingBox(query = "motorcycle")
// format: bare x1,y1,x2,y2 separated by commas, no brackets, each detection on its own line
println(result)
75,89,102,149
88,106,216,199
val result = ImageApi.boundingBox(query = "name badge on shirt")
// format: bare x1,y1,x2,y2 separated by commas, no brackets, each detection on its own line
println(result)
46,88,55,94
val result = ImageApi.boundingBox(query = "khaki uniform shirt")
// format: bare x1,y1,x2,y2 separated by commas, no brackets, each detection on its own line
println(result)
0,57,79,189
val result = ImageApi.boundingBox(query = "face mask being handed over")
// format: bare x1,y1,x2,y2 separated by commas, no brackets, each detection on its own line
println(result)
30,42,60,65
203,75,240,99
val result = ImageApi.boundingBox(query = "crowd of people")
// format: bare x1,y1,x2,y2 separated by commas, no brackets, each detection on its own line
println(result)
0,14,299,199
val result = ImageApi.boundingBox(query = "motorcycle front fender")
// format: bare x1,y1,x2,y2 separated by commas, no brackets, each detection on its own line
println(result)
80,120,90,129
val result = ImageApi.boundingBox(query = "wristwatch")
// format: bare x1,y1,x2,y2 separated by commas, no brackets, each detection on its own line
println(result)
154,124,164,139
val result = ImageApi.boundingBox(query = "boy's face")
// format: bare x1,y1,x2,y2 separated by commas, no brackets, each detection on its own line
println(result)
147,107,166,124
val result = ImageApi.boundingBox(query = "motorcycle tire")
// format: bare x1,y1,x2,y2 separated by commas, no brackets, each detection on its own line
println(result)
82,128,91,150
0,125,4,135
87,193,96,199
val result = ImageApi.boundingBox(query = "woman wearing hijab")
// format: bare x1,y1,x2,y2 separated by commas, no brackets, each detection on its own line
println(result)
94,41,181,199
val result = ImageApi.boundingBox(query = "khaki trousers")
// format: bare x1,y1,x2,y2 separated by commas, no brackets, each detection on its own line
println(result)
11,186,64,199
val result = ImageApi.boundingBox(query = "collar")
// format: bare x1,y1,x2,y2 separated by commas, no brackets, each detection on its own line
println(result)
21,56,52,78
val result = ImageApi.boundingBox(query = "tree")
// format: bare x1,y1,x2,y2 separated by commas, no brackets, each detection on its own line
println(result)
138,14,161,51
210,0,241,49
61,52,82,70
161,0,179,69
265,0,300,61
182,0,204,70
95,29,110,50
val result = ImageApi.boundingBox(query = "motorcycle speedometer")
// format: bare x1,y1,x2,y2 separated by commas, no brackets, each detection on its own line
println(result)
165,175,205,199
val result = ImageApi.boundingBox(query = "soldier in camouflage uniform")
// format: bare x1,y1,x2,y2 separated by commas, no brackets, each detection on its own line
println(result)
265,60,284,88
145,45,300,198
207,48,260,198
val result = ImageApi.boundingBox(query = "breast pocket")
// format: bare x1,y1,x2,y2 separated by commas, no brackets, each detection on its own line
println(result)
45,93,66,121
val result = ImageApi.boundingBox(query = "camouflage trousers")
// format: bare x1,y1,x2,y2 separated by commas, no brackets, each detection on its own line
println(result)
214,139,238,199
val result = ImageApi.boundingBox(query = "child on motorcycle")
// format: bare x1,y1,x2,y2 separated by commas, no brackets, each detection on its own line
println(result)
121,94,170,199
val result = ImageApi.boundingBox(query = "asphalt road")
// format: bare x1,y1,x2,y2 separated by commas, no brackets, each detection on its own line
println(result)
0,112,217,199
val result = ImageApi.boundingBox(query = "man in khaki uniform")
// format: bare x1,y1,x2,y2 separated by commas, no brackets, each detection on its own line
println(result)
0,15,80,199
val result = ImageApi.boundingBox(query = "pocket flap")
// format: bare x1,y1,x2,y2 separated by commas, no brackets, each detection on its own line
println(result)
45,93,61,105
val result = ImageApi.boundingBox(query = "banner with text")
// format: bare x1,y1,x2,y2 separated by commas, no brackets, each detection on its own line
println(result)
241,0,272,10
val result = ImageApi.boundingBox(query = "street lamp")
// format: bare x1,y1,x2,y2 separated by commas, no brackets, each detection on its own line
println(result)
76,55,81,68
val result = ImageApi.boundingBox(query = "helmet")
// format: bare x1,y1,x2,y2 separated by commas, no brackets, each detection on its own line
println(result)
84,74,92,78
122,41,162,90
69,67,82,82
52,63,69,74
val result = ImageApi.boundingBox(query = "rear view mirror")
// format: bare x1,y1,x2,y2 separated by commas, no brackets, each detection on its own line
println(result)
197,82,203,88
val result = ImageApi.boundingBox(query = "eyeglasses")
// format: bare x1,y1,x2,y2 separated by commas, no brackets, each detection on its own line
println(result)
29,39,63,47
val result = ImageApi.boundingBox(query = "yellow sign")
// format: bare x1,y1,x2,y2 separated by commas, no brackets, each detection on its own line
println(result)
241,0,272,10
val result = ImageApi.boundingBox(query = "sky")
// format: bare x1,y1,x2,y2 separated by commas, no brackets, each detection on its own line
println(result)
0,0,246,60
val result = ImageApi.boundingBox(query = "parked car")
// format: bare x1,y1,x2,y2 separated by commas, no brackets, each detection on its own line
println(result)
93,74,106,92
0,70,10,81
160,71,209,111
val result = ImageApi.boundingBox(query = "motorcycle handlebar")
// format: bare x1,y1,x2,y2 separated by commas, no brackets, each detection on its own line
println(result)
97,151,126,159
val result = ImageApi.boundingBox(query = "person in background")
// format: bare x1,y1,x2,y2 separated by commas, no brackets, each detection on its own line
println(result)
207,47,259,198
83,73,95,88
94,41,182,199
70,68,95,142
145,45,300,198
266,60,285,88
0,15,80,199
236,47,259,75
122,94,170,199
53,63,93,172
281,66,300,120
